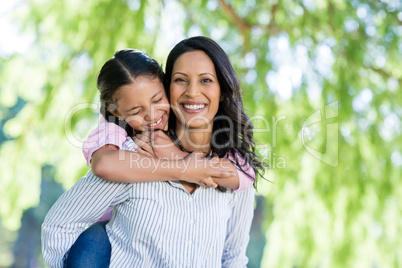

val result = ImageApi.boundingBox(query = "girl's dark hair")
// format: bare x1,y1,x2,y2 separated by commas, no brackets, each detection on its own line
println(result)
97,49,164,136
164,36,267,185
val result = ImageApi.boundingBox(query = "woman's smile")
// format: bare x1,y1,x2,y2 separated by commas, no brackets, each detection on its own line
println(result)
180,101,208,114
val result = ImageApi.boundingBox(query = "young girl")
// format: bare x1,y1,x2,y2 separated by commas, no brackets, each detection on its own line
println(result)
42,38,263,267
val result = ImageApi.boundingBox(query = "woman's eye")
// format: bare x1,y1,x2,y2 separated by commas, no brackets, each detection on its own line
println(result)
174,78,186,83
154,97,163,103
201,78,212,83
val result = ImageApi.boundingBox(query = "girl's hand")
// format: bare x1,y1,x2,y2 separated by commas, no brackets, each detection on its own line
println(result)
180,151,235,188
133,129,154,157
134,130,186,159
134,131,234,188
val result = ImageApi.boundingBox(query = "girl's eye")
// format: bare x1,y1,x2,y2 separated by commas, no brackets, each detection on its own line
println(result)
154,97,163,103
129,110,140,116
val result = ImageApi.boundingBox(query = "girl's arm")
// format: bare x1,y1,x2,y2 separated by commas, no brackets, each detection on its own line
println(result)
213,151,255,192
91,142,234,188
82,115,127,167
83,118,231,188
83,119,252,191
92,136,255,191
132,130,255,191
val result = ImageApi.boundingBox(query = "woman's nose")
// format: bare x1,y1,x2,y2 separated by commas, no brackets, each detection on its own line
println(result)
185,82,201,98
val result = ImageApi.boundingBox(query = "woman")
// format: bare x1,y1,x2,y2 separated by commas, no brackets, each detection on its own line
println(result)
42,36,264,267
66,47,251,267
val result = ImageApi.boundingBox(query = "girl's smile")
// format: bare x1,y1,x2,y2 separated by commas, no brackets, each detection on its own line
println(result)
146,113,167,129
112,76,170,132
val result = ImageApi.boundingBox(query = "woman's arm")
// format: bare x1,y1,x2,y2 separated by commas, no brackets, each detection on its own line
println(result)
221,187,255,267
41,171,130,268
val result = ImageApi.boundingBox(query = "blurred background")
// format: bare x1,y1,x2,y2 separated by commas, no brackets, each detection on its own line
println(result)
0,0,401,267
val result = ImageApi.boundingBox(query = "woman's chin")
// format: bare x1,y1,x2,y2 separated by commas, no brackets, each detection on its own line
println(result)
184,121,213,130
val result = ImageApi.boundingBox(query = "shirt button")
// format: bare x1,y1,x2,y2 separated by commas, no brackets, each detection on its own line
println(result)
187,240,192,245
189,219,194,224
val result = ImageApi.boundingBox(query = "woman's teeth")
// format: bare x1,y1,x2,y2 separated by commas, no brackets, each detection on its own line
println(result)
149,117,162,127
183,104,206,110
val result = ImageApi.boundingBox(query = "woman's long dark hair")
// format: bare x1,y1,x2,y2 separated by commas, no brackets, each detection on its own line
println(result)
97,49,164,137
164,36,267,185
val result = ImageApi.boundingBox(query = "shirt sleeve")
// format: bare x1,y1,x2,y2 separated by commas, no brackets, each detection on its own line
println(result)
221,186,255,267
226,152,255,193
82,116,128,167
41,171,131,268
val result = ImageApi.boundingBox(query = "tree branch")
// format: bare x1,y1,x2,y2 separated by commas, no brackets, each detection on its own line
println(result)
217,0,281,33
217,0,251,34
217,0,281,52
369,66,402,85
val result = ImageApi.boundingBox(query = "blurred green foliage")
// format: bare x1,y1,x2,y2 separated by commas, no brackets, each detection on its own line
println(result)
0,0,401,267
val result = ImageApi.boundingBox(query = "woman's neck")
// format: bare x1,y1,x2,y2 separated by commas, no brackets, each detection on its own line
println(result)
175,124,212,154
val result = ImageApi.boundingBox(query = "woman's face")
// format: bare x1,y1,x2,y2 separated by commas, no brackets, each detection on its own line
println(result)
112,76,170,132
169,50,221,130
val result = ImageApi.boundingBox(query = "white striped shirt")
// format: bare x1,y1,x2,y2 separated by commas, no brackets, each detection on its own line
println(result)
41,138,255,267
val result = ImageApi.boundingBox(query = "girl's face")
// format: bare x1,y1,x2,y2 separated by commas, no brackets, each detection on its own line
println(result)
169,50,221,130
112,76,170,132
